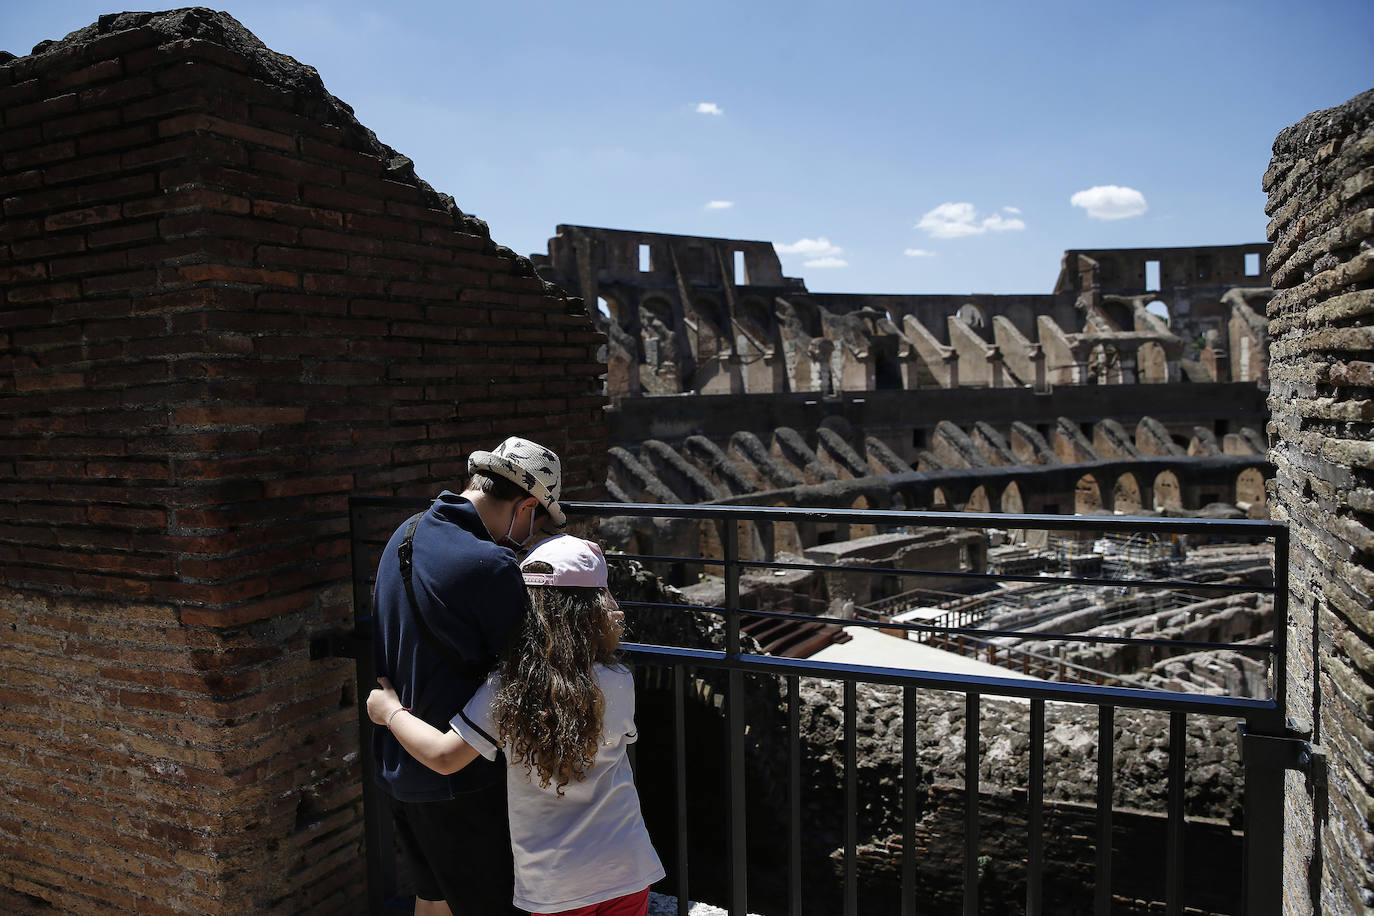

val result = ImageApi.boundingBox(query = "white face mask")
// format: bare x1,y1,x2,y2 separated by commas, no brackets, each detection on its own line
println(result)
498,502,537,552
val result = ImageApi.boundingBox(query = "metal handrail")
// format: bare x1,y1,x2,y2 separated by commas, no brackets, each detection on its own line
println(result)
348,496,1295,916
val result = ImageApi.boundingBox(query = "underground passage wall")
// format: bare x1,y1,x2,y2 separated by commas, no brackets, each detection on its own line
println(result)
1265,88,1374,914
0,10,608,913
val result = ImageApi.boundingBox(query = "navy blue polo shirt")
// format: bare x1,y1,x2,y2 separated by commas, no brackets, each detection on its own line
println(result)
371,491,528,801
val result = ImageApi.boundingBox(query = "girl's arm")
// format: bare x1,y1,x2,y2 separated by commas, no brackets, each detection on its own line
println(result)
367,677,480,776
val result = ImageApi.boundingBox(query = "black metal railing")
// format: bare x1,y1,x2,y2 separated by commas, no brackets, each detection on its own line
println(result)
342,497,1311,916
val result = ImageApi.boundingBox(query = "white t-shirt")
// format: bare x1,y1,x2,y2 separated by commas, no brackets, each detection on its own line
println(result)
454,664,665,913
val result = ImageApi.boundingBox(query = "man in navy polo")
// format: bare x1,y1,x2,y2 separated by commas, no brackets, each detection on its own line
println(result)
371,437,566,916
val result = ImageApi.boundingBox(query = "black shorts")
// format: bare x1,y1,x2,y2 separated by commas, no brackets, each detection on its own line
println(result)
389,783,520,915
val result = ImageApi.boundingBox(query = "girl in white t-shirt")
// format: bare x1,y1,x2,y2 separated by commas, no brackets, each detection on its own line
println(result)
368,535,664,916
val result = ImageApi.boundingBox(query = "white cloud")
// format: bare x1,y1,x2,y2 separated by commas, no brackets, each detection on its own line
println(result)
1003,206,1022,214
804,256,849,269
916,202,1026,238
776,237,843,258
1070,185,1148,220
695,102,723,115
981,213,1026,232
904,248,936,257
705,200,734,210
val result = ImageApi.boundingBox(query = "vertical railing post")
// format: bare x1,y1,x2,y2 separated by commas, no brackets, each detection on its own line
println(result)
723,521,749,915
1272,527,1290,718
788,675,802,916
673,664,690,916
963,693,980,916
1239,723,1292,916
1027,698,1044,916
902,686,918,916
1096,705,1115,916
844,680,858,915
351,500,392,916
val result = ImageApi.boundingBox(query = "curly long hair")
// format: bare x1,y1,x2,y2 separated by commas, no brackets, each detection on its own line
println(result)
493,562,621,795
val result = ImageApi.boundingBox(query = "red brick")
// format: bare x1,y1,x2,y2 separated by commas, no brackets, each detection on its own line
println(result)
77,122,157,156
82,270,159,296
51,58,123,90
172,406,306,426
9,234,85,259
344,212,419,239
298,137,381,171
255,246,347,272
42,106,122,141
298,226,383,254
302,183,385,213
6,92,78,127
172,264,298,287
158,112,295,152
252,199,342,228
75,74,157,111
123,187,251,218
6,281,81,303
42,204,121,232
249,150,340,185
48,249,128,278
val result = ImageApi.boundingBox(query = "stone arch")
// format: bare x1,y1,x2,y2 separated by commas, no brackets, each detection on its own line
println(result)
1074,473,1104,514
640,295,675,329
1100,299,1133,331
1137,341,1168,383
1112,472,1143,513
737,296,772,340
957,302,986,328
1153,470,1183,511
599,290,632,330
1000,481,1024,514
849,495,877,540
931,487,951,510
788,297,824,337
772,501,803,556
1146,299,1171,325
1087,343,1121,384
963,485,991,513
1236,468,1267,514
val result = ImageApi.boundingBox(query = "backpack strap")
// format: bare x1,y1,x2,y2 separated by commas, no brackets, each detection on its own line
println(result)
397,511,484,676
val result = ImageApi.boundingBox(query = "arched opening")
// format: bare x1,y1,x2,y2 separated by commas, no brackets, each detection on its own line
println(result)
789,298,824,337
1146,299,1171,325
1137,341,1168,383
689,297,728,362
931,487,950,511
957,303,986,328
1087,344,1120,384
1153,471,1183,511
963,486,990,513
999,482,1024,514
1075,474,1104,514
849,495,877,540
1236,468,1267,515
1112,473,1142,513
772,501,802,557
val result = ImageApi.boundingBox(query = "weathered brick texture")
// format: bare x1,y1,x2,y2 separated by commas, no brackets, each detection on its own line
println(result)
1,9,608,914
1264,88,1374,915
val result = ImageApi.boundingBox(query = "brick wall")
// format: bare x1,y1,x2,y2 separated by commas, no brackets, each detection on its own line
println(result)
0,10,607,914
1264,88,1374,914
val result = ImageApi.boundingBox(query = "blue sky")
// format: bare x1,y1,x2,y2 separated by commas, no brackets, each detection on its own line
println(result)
6,1,1371,294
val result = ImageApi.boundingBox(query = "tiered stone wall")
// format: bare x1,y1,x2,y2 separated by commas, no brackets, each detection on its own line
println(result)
1264,88,1374,914
0,10,607,914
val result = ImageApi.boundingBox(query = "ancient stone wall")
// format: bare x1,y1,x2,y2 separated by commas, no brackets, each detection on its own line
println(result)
0,10,607,914
536,224,1273,399
1264,88,1374,914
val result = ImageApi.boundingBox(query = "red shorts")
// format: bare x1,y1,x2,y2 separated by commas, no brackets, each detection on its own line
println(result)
533,886,650,916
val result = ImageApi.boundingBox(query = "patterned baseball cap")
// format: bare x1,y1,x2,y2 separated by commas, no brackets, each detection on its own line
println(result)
467,436,566,526
519,534,607,588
